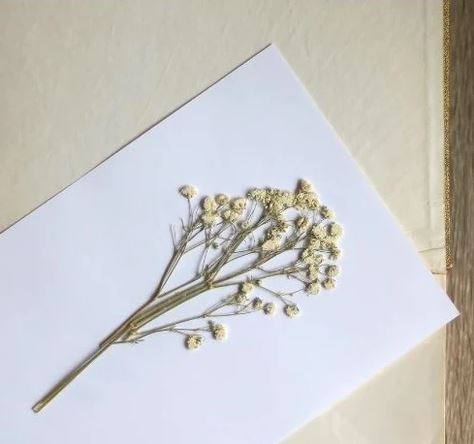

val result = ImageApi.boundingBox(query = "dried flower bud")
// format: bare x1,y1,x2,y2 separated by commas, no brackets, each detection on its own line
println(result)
231,197,247,211
234,292,248,304
247,188,267,202
240,220,250,230
252,297,264,310
263,302,276,315
294,186,319,210
306,282,320,295
261,239,279,252
322,278,336,289
307,265,319,281
302,249,318,265
319,205,334,219
298,179,313,193
328,246,341,260
202,196,218,213
209,322,227,341
185,334,204,350
325,265,339,277
311,224,327,239
328,223,343,239
241,282,254,294
179,185,198,199
284,304,301,318
201,212,218,226
222,209,240,223
215,193,230,205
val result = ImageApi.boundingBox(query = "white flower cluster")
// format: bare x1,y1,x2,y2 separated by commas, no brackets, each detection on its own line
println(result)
247,179,319,219
179,185,251,227
176,179,342,352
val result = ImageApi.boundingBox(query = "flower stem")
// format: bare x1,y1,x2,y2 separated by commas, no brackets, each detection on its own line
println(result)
32,326,122,413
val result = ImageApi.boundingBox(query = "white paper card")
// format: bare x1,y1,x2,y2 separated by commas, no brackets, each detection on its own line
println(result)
0,46,458,444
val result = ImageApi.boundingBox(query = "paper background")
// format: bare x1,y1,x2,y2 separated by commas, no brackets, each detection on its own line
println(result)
0,1,447,442
0,46,457,444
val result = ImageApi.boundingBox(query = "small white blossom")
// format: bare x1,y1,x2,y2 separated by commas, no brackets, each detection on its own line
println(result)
221,209,240,223
234,292,248,304
261,239,279,252
298,179,313,193
263,302,276,315
231,197,247,211
185,334,204,350
240,220,251,230
311,224,327,239
202,196,218,212
294,190,319,211
328,246,341,260
284,304,301,318
247,188,267,202
215,193,230,205
201,212,219,226
210,323,227,341
322,278,336,289
328,223,343,239
319,205,334,219
325,265,339,277
252,297,264,310
241,282,254,294
179,185,198,199
307,265,319,281
306,282,320,295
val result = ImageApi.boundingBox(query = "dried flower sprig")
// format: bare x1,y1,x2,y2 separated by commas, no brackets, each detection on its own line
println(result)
32,179,342,412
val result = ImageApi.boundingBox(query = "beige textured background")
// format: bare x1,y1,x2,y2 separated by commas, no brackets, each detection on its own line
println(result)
0,1,447,443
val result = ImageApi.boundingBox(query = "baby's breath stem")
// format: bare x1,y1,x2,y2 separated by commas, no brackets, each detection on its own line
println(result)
32,326,124,413
33,179,342,412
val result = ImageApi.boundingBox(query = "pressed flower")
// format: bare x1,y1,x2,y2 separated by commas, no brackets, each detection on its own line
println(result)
185,334,204,350
252,297,264,310
328,246,341,260
210,323,227,341
261,239,279,252
231,197,247,211
307,266,319,281
322,278,336,289
201,212,218,226
240,220,251,230
215,193,230,205
202,196,218,213
319,205,334,219
294,190,319,210
298,179,313,193
306,282,320,295
263,302,276,315
33,178,343,413
241,282,254,294
247,188,267,202
311,224,327,239
221,209,240,222
234,292,248,304
328,223,343,239
179,185,198,199
284,304,300,318
325,265,339,277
